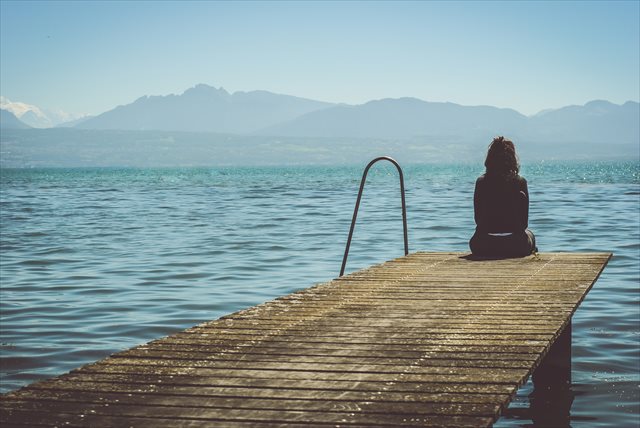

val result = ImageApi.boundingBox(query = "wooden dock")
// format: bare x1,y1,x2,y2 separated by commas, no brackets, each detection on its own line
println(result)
1,252,611,427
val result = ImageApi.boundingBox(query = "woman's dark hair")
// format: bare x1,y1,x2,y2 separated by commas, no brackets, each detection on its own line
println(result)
484,136,519,178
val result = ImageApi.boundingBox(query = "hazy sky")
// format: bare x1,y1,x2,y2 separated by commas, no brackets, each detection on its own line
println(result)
1,0,639,116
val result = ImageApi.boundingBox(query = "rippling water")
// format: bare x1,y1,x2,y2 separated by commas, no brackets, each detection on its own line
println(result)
1,161,638,426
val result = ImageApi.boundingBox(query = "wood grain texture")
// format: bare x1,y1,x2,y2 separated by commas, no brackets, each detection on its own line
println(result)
0,252,611,427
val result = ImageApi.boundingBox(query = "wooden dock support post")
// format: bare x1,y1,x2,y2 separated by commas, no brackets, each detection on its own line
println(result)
530,319,574,426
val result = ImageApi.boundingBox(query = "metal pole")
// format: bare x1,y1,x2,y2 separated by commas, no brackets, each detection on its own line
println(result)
339,156,409,277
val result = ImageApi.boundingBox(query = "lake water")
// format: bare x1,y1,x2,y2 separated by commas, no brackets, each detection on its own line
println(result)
1,161,638,426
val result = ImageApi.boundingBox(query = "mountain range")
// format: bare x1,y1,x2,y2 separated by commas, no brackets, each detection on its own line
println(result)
2,84,638,146
73,84,638,144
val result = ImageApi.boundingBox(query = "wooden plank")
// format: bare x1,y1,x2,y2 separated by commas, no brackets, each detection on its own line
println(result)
0,252,611,427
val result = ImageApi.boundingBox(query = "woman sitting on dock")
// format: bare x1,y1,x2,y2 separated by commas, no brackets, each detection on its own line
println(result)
470,136,537,257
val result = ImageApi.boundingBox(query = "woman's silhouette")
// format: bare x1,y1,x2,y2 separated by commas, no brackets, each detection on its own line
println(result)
470,136,537,257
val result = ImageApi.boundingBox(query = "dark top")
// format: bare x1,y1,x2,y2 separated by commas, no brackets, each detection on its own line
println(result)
474,174,529,234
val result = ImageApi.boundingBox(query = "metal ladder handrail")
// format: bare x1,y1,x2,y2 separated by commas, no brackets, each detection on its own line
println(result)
339,156,408,277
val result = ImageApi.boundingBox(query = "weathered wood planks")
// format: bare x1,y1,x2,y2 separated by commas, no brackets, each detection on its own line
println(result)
0,252,611,427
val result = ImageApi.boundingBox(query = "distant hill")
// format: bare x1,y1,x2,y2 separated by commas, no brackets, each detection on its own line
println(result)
77,84,333,133
0,109,31,129
525,100,639,144
262,98,639,144
260,98,527,140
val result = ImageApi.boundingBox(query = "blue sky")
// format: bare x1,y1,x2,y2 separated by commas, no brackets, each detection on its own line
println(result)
1,0,639,116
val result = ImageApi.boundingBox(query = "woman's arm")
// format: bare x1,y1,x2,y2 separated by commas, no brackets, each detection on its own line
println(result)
474,178,485,229
519,178,529,229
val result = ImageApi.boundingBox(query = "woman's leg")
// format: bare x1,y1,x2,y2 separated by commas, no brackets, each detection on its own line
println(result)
508,229,536,256
470,232,505,257
470,231,494,255
476,231,535,257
